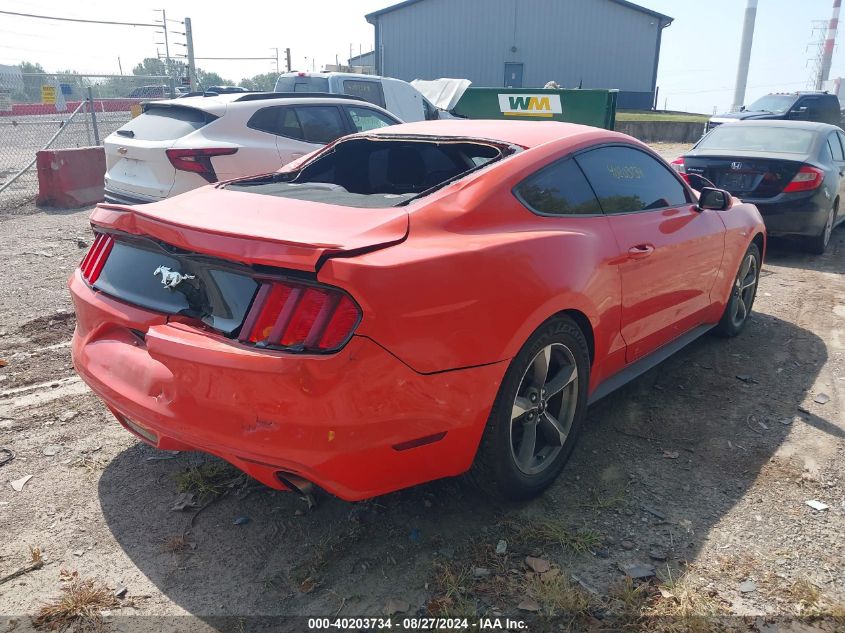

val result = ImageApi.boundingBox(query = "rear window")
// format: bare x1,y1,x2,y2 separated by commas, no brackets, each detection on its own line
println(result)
225,137,512,208
115,106,212,141
274,76,330,93
697,126,815,154
342,80,386,108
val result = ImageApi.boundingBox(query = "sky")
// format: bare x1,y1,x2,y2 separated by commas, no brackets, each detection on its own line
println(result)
0,0,841,114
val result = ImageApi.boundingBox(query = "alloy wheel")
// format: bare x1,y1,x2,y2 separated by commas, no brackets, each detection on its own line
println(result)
730,252,758,328
509,343,579,476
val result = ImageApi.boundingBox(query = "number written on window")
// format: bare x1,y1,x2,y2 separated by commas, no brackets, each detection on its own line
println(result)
575,146,688,213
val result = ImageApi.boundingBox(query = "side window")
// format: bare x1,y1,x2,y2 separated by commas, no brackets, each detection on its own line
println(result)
342,80,386,108
800,98,820,119
514,157,602,216
346,106,396,132
293,106,346,144
838,131,845,158
247,107,304,140
828,134,844,161
575,146,689,213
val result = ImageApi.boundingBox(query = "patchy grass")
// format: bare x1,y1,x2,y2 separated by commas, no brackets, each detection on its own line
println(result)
506,519,602,554
427,562,477,618
616,110,709,123
175,460,244,501
290,527,365,595
70,455,108,475
161,534,188,554
33,570,119,632
607,565,726,632
716,552,758,582
523,572,595,619
580,486,626,512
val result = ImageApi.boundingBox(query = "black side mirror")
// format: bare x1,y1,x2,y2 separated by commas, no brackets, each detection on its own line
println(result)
697,187,732,211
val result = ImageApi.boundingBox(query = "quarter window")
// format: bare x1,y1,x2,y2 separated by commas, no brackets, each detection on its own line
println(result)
346,106,396,132
514,158,602,216
829,133,845,161
342,80,386,108
575,146,688,213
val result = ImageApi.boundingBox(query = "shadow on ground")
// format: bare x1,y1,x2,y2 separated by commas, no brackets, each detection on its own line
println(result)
98,309,830,629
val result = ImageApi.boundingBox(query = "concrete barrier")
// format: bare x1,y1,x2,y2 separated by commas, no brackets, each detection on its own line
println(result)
614,120,706,143
36,147,105,208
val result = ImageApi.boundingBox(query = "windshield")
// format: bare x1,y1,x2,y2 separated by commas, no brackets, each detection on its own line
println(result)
745,95,796,113
226,137,510,208
697,125,815,154
274,76,330,93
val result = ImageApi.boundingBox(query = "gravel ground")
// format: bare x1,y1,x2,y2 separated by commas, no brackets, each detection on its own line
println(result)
0,148,843,632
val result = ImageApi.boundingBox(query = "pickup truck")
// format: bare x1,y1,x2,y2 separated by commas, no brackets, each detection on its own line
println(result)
707,91,842,132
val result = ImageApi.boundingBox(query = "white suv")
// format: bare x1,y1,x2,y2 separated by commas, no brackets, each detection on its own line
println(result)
103,93,401,204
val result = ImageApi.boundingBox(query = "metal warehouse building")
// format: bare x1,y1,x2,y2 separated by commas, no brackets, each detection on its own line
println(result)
365,0,672,109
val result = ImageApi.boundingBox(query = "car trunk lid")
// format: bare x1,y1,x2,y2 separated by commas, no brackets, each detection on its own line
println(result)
90,185,409,272
684,152,806,199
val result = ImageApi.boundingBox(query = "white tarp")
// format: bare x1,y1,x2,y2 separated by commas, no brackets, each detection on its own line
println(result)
411,78,471,112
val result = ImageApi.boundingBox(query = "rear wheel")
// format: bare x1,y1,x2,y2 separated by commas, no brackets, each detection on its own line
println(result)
714,242,761,337
470,316,590,500
807,204,836,255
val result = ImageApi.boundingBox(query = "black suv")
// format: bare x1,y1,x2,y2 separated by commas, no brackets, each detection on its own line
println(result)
707,92,842,131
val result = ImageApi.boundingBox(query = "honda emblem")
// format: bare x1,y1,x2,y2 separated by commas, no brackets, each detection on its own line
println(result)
730,161,743,170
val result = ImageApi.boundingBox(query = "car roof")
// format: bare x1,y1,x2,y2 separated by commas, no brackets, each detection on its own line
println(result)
360,119,630,149
148,93,376,116
715,120,841,133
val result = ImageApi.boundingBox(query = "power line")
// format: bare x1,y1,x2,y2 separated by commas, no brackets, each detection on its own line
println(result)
0,9,157,28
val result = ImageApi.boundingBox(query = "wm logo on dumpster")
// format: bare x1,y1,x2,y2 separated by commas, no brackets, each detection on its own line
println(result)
498,94,562,118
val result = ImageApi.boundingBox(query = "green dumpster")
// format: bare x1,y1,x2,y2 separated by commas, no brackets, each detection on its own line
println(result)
452,88,617,130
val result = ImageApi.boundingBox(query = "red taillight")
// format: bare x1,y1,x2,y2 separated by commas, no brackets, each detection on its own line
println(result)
241,280,361,353
670,158,690,184
79,233,114,284
165,147,238,183
783,165,825,193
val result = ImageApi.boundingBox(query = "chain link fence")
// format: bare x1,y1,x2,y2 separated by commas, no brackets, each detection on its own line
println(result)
0,72,177,212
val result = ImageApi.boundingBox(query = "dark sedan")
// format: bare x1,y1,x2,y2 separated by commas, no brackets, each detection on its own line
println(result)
673,120,845,253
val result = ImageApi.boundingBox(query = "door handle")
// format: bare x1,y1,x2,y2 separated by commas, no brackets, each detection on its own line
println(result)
628,244,655,259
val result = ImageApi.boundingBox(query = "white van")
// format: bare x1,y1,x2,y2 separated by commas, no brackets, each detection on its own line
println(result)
274,72,441,122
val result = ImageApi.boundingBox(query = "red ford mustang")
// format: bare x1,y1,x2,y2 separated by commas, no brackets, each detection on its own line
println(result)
70,120,765,500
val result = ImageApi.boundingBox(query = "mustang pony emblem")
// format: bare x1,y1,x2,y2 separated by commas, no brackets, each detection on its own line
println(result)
153,266,195,289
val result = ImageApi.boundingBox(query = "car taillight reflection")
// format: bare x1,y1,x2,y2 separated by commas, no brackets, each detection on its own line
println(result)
241,280,361,353
79,233,114,284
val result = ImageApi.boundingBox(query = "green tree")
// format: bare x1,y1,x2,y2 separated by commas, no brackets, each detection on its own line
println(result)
240,72,277,91
132,57,167,77
16,61,46,103
196,69,232,88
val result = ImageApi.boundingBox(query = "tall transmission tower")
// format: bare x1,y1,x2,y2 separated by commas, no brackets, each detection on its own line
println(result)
816,0,841,89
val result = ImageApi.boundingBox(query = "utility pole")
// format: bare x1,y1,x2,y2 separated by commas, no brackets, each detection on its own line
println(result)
816,0,841,90
732,0,758,111
185,16,197,90
155,9,172,74
285,47,292,72
271,47,279,73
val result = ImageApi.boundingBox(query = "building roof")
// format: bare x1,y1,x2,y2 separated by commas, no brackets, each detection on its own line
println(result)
349,50,375,64
366,0,672,24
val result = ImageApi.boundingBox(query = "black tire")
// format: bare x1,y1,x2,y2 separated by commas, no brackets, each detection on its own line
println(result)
806,204,836,255
470,316,590,500
714,242,761,337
